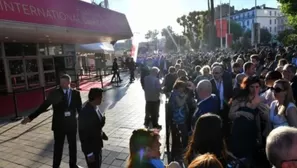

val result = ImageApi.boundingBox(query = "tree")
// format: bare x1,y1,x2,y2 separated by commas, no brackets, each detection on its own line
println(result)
230,21,244,41
144,29,159,50
284,34,297,45
161,26,189,52
277,0,297,29
260,28,272,44
277,29,295,43
177,11,208,50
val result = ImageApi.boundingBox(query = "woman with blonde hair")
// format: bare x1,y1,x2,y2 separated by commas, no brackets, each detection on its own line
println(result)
127,129,180,168
268,79,297,129
188,153,223,168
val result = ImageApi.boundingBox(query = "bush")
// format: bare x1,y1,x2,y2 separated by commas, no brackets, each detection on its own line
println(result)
284,34,297,46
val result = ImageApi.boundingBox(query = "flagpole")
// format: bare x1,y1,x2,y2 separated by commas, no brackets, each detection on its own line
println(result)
220,0,223,48
228,0,231,34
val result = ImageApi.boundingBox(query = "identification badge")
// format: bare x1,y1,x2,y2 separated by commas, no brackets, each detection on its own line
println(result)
64,111,71,117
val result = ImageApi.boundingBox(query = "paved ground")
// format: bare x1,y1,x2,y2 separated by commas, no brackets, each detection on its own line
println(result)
0,74,166,168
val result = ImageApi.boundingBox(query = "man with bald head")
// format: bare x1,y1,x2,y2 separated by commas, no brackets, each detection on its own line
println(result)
210,65,233,137
191,79,220,129
266,126,297,168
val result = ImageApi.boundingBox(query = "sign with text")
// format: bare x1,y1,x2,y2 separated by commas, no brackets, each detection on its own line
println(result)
0,0,132,36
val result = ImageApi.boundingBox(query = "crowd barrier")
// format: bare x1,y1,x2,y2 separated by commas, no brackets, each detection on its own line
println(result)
165,96,172,162
0,86,56,120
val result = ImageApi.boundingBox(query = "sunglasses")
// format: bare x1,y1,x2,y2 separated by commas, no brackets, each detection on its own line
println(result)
270,87,284,93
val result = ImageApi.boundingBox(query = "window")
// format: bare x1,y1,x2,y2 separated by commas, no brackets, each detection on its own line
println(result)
39,44,49,56
247,20,250,26
269,27,272,32
270,11,272,16
8,58,39,90
275,19,276,24
44,72,56,86
43,58,55,71
275,11,277,16
9,60,24,75
27,74,40,88
25,59,38,73
270,19,272,25
274,27,277,33
48,44,63,55
11,76,26,90
4,43,37,56
0,59,6,92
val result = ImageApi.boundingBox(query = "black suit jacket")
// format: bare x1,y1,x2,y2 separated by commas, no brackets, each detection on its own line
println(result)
210,77,233,110
29,87,82,131
78,102,105,154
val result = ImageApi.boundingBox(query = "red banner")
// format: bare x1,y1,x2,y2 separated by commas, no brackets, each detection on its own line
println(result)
0,0,131,35
216,19,228,38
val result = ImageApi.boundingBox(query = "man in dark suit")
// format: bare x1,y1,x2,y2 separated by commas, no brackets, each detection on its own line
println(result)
79,88,106,168
111,58,122,83
21,74,82,168
210,65,233,137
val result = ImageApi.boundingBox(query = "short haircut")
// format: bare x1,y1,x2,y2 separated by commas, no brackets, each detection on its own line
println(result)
88,88,103,101
265,71,282,81
266,126,297,168
150,66,160,74
195,65,201,72
250,54,259,61
284,64,296,74
168,66,176,73
173,80,187,90
60,74,71,82
197,79,212,93
212,65,222,73
243,62,254,72
232,62,240,69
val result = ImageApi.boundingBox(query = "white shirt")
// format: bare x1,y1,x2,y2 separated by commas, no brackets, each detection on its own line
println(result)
215,80,224,110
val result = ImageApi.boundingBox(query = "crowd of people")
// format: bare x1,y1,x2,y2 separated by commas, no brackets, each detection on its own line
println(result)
136,46,297,168
18,46,297,168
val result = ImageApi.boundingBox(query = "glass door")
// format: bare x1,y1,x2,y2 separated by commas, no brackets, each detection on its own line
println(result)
7,57,39,90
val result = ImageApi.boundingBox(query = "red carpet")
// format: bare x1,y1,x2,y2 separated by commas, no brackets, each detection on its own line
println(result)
79,81,111,91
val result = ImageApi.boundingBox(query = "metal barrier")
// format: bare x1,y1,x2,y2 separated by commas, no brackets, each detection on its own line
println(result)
0,86,56,121
165,96,172,162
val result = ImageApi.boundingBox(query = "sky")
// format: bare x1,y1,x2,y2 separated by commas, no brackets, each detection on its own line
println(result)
82,0,279,41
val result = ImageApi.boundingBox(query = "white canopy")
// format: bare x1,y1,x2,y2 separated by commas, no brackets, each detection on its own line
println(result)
76,42,114,54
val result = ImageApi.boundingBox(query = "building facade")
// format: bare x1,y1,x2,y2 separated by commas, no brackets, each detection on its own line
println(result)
0,0,132,117
277,12,292,32
231,5,280,35
215,3,235,19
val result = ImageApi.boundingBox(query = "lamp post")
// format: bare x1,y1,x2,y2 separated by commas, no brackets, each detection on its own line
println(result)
220,0,223,48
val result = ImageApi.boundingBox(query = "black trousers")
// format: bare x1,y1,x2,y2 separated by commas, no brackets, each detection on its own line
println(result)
145,100,160,126
53,130,77,168
84,150,102,168
111,70,121,81
129,69,135,81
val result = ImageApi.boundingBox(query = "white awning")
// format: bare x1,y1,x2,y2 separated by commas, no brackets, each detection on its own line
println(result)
76,42,114,54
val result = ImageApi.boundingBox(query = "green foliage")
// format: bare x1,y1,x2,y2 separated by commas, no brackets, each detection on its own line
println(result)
277,29,295,43
230,21,244,40
176,11,208,50
161,26,190,52
277,0,297,29
283,34,297,45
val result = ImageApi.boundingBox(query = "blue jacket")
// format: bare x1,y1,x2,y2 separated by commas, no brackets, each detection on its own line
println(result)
192,94,220,129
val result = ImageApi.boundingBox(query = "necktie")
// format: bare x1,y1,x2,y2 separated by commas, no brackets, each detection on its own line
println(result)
64,89,68,107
